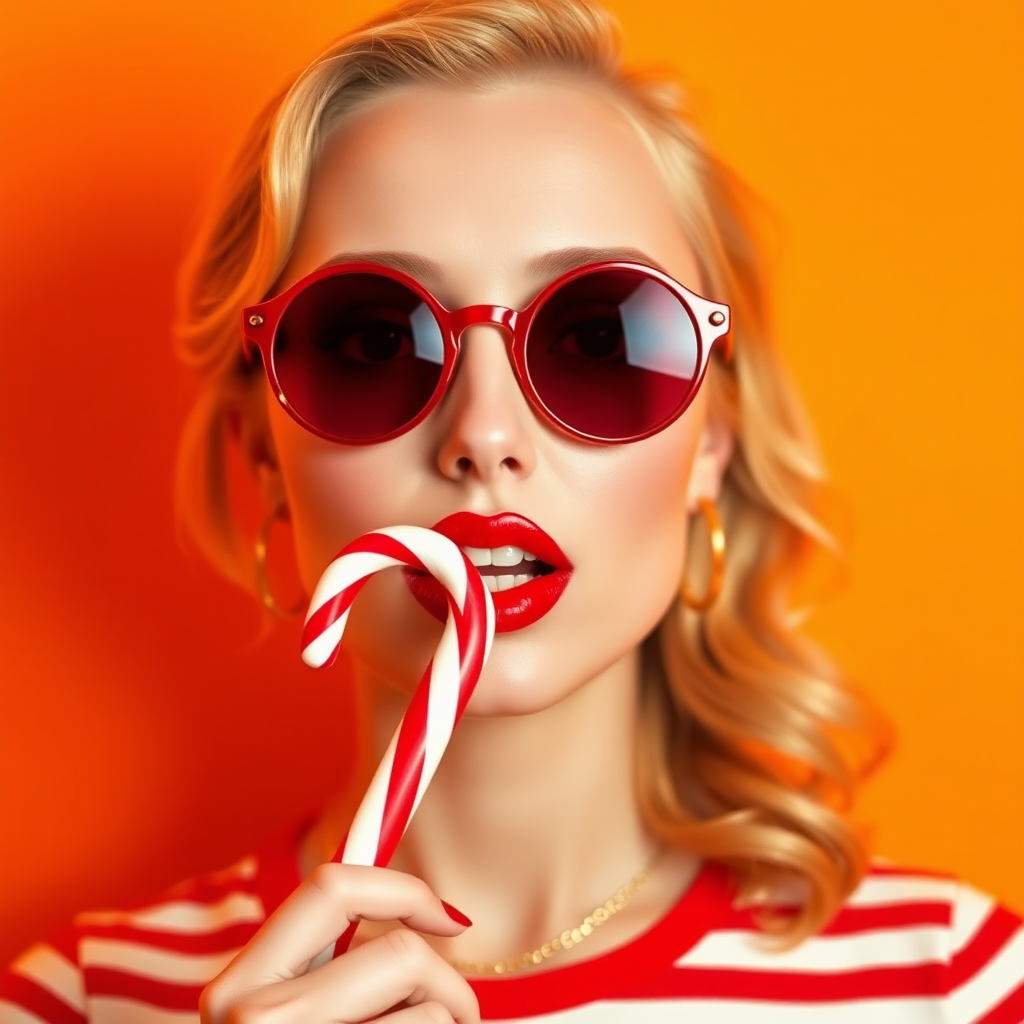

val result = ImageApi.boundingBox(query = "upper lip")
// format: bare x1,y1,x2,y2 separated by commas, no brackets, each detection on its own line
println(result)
431,512,572,569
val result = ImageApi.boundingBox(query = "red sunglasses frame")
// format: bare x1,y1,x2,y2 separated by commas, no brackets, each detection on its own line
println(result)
241,260,732,446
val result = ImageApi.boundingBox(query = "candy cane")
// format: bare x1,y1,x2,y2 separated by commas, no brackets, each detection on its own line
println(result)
300,525,495,956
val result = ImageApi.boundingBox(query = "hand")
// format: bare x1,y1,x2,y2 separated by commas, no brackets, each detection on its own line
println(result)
200,863,479,1024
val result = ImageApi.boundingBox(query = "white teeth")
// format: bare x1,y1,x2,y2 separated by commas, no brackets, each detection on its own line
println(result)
463,545,492,567
481,572,534,593
462,545,538,566
492,545,524,567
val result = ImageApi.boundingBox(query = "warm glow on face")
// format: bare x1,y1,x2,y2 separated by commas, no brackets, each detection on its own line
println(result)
269,81,715,716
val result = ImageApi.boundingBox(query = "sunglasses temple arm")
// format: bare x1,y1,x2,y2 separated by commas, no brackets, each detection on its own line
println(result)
689,295,733,364
240,307,271,366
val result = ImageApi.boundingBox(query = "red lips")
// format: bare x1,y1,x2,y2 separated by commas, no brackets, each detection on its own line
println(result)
402,512,573,633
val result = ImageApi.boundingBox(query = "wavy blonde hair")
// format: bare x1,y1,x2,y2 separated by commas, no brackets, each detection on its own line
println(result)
175,0,891,943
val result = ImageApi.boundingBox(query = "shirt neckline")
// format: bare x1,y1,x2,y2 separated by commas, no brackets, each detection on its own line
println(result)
467,859,732,1019
253,820,734,1020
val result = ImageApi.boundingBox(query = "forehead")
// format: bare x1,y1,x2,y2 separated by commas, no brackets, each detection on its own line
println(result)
286,80,701,300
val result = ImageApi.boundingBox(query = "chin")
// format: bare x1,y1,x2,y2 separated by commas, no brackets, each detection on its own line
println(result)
455,646,564,717
461,639,632,719
461,679,572,718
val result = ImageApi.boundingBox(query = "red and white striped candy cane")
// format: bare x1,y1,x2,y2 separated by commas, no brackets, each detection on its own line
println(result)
300,525,495,956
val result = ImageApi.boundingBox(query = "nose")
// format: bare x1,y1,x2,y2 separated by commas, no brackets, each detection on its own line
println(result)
435,324,538,484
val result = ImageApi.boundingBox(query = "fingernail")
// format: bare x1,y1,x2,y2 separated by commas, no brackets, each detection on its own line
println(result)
440,900,473,927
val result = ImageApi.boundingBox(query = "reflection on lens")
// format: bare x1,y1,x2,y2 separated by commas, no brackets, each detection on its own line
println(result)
274,274,444,441
619,279,697,380
410,302,444,365
527,269,700,440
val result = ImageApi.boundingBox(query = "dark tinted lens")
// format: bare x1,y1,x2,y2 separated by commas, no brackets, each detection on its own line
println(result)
273,274,445,441
526,269,701,440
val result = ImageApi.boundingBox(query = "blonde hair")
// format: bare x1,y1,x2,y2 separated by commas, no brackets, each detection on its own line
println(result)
175,0,890,943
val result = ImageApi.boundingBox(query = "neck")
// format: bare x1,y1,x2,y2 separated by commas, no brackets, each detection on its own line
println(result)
306,647,668,959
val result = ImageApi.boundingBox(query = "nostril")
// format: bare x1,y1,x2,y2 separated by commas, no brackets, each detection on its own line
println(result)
451,454,521,477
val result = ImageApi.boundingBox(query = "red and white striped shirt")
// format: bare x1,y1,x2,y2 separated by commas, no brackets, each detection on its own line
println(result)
2,826,1021,1023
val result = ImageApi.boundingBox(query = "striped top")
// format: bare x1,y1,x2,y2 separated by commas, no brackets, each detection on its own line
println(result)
2,826,1021,1023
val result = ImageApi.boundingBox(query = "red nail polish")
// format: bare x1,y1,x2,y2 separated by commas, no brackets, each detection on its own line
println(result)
441,900,473,927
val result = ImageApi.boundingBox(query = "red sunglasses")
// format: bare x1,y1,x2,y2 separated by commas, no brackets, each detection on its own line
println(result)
242,260,731,446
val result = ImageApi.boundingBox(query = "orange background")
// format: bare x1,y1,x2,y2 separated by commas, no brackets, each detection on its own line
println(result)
0,0,1021,964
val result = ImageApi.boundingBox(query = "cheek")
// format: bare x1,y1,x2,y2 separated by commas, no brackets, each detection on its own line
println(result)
588,428,696,624
269,399,417,593
271,412,449,690
543,411,700,671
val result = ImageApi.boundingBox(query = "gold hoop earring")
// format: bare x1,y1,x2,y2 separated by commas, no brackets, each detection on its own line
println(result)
255,505,305,618
681,497,726,612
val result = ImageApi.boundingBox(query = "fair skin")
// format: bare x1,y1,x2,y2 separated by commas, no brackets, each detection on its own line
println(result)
202,79,732,1024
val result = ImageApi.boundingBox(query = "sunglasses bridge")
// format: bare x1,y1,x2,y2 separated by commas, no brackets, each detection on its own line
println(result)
447,304,519,340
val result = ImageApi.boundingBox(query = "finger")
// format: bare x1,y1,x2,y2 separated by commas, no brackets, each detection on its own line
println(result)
322,928,478,1024
221,864,468,986
224,928,479,1024
382,1001,457,1023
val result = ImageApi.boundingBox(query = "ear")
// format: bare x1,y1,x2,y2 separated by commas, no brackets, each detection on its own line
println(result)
236,384,288,513
686,411,735,511
256,458,288,514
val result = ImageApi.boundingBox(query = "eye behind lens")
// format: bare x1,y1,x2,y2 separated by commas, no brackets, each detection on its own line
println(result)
527,268,701,441
360,325,405,361
318,320,413,363
573,318,623,359
547,310,626,361
272,272,446,442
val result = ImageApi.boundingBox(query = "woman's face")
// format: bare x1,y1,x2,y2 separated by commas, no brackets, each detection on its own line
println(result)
269,79,727,716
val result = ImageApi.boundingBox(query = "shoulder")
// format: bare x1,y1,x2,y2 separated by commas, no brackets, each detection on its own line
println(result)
659,861,1024,1022
0,840,295,1024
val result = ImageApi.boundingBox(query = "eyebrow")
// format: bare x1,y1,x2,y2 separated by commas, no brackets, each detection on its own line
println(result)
314,245,668,285
315,250,444,279
526,246,668,278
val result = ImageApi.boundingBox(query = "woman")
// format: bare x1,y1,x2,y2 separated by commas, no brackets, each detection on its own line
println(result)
2,1,1020,1022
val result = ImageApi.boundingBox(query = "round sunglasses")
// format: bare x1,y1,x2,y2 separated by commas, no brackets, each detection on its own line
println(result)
242,260,731,446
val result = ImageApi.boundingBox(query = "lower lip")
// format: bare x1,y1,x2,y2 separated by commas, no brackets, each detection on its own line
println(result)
402,568,572,632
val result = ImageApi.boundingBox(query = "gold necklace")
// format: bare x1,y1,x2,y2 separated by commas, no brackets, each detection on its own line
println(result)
449,855,658,976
